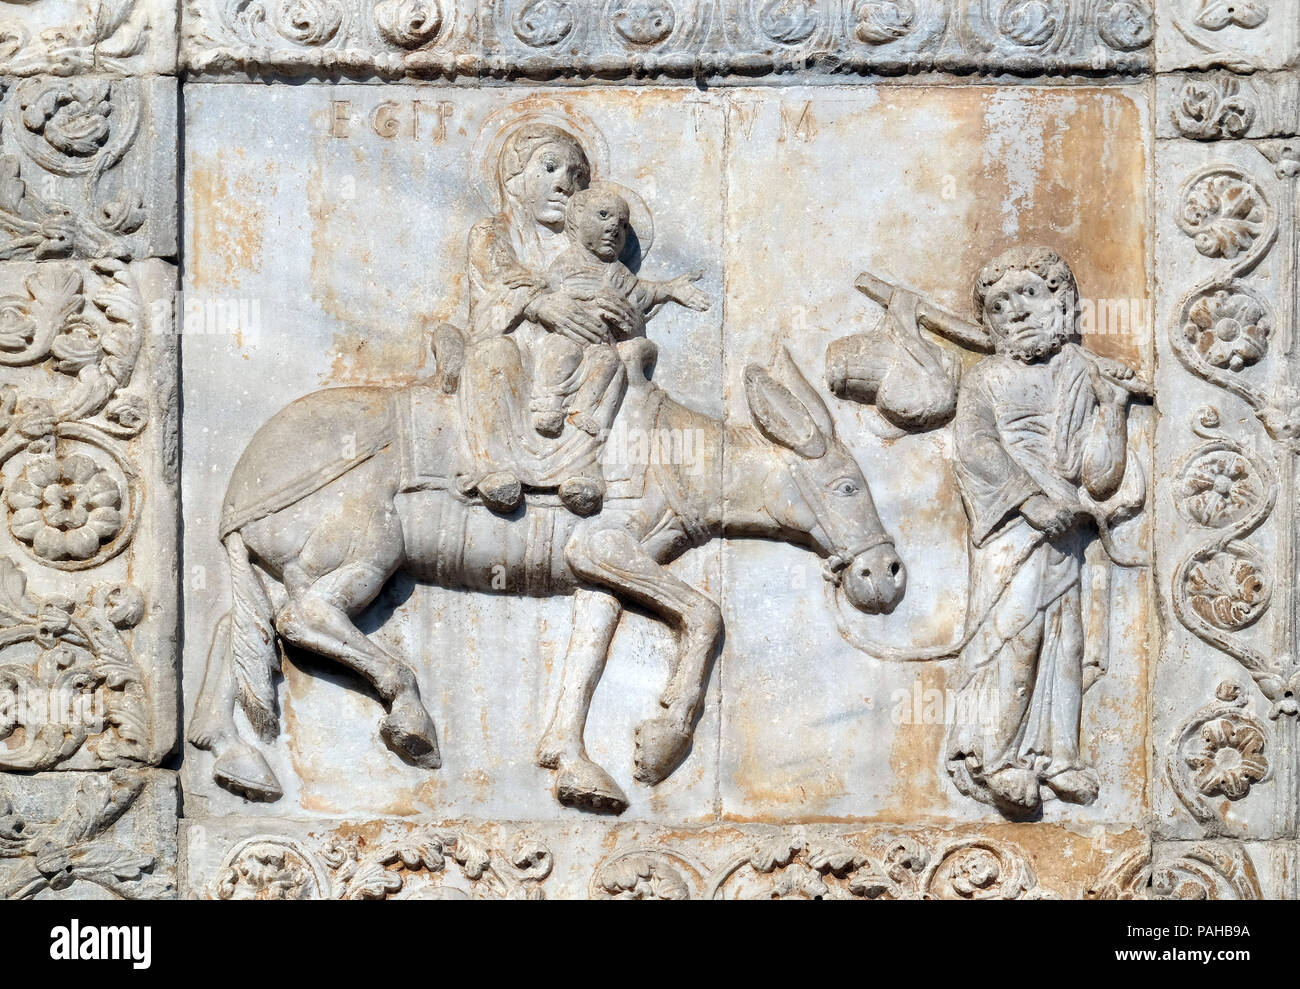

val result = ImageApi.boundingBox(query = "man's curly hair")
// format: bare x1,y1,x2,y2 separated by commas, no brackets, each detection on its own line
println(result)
973,245,1079,326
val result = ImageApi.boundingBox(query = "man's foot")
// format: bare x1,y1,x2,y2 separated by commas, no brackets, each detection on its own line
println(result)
1044,768,1099,805
986,766,1041,812
532,408,565,437
559,476,604,516
478,471,522,512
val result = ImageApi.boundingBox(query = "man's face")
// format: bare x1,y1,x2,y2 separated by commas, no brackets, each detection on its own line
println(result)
517,142,587,227
982,268,1067,363
574,193,629,261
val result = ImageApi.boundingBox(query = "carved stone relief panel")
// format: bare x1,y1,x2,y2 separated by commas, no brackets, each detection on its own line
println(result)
0,75,178,262
718,85,1152,825
182,817,1148,899
7,0,1300,905
1,768,176,899
180,85,726,823
1155,0,1299,72
177,76,1153,880
1152,37,1300,842
182,0,1155,80
0,0,179,77
0,258,177,774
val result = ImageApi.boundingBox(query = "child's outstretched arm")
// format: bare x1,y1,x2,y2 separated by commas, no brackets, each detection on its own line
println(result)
645,270,711,312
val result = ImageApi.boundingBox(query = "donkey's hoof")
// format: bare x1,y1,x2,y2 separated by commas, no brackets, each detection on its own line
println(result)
633,718,692,785
214,744,283,802
554,758,628,814
380,696,441,769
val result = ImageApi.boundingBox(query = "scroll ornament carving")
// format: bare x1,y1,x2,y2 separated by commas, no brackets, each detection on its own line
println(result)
996,0,1061,48
852,0,916,44
1171,75,1256,141
1170,409,1292,713
0,556,149,770
0,259,151,770
1087,842,1262,900
186,0,454,75
1178,171,1268,260
1193,0,1268,30
1170,0,1270,71
0,78,146,261
512,0,574,47
250,0,346,46
1181,285,1271,372
758,0,820,46
594,832,1051,899
186,0,1151,78
209,829,552,899
0,0,151,75
1168,682,1273,830
372,0,441,47
0,770,170,899
1096,1,1153,51
1175,447,1267,530
609,0,676,46
1168,156,1300,719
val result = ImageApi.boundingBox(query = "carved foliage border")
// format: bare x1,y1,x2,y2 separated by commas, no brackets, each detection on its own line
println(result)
183,0,1154,78
1161,15,1300,840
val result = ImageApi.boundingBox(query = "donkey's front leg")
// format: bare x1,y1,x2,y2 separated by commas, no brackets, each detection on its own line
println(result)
536,587,628,813
564,528,722,786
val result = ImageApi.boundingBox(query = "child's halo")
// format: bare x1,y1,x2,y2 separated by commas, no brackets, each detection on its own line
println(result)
583,179,655,270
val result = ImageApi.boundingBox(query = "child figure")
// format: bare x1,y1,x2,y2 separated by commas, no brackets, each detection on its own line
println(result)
530,184,710,439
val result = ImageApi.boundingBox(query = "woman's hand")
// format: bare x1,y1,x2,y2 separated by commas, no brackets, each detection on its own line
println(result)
557,275,641,338
528,291,607,345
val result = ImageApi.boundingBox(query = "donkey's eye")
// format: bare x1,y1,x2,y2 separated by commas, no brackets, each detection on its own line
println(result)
833,479,859,496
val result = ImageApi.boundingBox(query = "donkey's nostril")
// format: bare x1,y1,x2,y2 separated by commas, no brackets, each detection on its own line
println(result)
889,560,900,578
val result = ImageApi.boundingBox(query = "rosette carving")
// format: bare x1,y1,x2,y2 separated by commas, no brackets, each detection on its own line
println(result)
0,261,146,573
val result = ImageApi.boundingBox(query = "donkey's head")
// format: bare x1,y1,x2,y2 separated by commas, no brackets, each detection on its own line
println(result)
743,349,906,614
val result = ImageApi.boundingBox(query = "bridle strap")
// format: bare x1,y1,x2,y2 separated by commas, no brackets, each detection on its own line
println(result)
783,453,894,585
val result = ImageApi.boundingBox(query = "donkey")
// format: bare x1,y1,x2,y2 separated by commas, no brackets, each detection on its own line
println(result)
188,340,906,813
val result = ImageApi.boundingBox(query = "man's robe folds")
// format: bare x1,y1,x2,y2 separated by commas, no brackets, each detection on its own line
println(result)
946,344,1125,805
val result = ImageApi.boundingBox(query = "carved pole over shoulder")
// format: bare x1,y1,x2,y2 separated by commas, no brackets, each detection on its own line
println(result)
845,270,1154,400
853,271,993,353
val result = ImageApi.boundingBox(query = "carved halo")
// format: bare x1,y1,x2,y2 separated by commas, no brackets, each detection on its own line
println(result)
471,97,610,212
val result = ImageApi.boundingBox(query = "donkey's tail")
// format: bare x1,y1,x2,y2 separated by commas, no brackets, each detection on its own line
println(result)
225,530,280,740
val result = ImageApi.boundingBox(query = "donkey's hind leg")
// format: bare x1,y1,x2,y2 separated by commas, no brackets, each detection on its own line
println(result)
276,558,441,770
188,612,284,801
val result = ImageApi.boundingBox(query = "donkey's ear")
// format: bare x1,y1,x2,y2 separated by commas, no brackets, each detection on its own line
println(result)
773,347,836,439
744,364,827,459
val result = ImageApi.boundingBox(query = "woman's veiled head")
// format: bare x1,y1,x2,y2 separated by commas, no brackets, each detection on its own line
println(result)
498,123,591,229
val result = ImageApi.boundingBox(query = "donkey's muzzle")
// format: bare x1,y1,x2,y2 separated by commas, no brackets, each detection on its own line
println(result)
842,543,906,614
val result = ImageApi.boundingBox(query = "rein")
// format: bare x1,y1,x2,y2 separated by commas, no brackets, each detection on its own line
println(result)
783,451,895,586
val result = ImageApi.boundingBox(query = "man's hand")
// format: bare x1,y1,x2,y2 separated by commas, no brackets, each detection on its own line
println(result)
1088,356,1135,407
1021,494,1079,539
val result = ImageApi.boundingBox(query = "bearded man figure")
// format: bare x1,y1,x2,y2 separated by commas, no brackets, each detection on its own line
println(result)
946,245,1138,815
